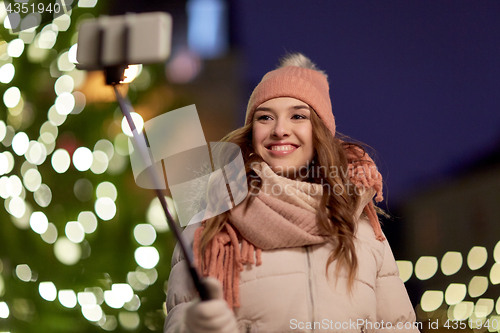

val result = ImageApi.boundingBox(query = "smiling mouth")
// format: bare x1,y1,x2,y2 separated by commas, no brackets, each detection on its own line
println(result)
266,144,299,151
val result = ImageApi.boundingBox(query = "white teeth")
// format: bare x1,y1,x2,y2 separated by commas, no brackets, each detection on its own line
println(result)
270,145,295,151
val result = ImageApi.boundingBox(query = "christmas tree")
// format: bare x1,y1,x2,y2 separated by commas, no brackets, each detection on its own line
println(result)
0,1,180,331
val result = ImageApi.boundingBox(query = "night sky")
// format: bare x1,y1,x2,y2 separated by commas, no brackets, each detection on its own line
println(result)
233,1,500,206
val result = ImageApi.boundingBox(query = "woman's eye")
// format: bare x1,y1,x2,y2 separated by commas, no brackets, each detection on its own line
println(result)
292,114,307,120
257,115,272,121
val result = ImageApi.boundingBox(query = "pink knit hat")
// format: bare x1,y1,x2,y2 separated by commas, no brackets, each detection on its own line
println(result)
245,66,336,135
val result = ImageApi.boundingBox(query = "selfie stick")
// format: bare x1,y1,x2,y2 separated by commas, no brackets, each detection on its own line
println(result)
95,26,211,301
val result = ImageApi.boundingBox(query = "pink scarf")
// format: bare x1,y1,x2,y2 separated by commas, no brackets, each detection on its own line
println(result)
193,157,384,308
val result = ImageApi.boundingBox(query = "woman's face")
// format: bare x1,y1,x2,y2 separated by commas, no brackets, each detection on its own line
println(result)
252,97,315,180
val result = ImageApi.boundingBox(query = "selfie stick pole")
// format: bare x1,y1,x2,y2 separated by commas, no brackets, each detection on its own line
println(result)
97,26,211,301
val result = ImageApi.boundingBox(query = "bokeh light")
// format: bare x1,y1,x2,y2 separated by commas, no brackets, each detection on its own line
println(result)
449,301,474,321
0,302,9,319
123,295,141,311
11,132,29,156
95,197,116,221
34,184,52,207
474,298,494,318
490,263,500,285
72,91,86,114
53,14,71,31
41,223,58,244
0,151,14,176
7,38,24,57
26,141,47,165
48,104,67,125
94,139,114,159
420,290,443,312
74,178,93,202
55,75,75,95
101,315,118,331
9,196,26,218
127,271,148,291
415,256,438,280
58,290,77,308
468,276,488,298
82,305,103,322
113,133,130,156
146,196,176,232
3,86,21,108
78,292,97,307
104,290,124,309
30,211,48,234
134,247,159,269
111,284,134,303
58,51,75,71
55,92,75,115
445,283,466,305
39,282,57,301
8,175,24,197
467,246,488,271
494,241,500,263
121,112,144,137
78,211,98,234
134,224,157,246
96,181,117,201
396,260,413,283
51,149,71,173
54,237,81,265
0,63,15,84
15,264,32,282
118,311,140,330
73,147,93,171
37,27,57,49
23,168,42,192
65,221,85,243
90,150,108,174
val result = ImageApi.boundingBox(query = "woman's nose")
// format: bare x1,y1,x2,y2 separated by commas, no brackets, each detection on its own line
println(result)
271,119,290,138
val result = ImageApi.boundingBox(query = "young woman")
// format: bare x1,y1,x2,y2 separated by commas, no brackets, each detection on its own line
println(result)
164,54,419,333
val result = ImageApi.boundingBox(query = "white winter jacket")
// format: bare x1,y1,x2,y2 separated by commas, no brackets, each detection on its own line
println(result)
164,216,420,333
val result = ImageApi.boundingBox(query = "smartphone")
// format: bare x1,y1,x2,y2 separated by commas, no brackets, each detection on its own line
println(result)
76,12,172,71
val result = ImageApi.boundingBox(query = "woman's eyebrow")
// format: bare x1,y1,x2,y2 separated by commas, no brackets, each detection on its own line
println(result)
292,105,310,110
254,107,272,112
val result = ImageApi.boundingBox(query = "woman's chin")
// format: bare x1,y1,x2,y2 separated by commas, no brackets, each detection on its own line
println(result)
267,165,306,180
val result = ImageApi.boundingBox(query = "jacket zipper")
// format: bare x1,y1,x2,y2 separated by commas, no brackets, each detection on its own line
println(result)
305,246,315,332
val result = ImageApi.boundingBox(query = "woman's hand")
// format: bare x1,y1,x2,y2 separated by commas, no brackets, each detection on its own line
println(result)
184,277,238,333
